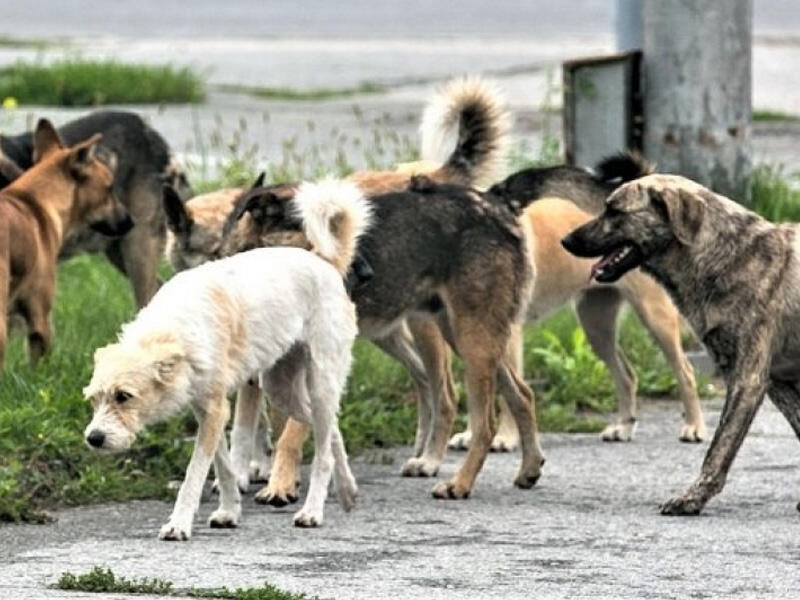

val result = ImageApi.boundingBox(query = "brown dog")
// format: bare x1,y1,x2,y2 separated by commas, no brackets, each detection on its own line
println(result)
0,120,132,367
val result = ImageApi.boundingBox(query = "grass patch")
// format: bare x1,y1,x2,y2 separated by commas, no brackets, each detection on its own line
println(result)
215,82,386,102
753,109,800,122
55,566,312,599
0,35,68,49
751,165,800,222
0,59,205,106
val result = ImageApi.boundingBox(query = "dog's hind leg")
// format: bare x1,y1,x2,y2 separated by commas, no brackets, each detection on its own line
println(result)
254,417,307,507
661,334,771,516
229,378,263,492
20,288,53,365
766,380,800,512
407,316,457,476
208,432,242,529
331,426,358,512
293,365,339,528
250,405,272,483
160,391,229,540
497,358,545,488
374,322,434,469
575,288,638,441
624,279,706,442
492,324,524,452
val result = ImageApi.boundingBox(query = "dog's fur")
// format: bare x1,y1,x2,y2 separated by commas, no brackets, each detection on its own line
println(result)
165,77,514,503
84,180,368,539
0,119,132,367
0,111,190,307
448,155,706,450
562,173,800,515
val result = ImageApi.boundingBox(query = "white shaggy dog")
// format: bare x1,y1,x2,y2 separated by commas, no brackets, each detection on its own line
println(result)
83,179,370,540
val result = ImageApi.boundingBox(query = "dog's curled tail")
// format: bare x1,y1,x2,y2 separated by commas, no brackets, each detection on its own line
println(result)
594,151,654,186
293,178,373,276
421,76,511,187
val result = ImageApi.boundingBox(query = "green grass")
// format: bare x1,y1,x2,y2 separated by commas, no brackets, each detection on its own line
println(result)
753,109,800,122
751,165,800,222
216,82,386,102
55,567,312,599
0,59,205,106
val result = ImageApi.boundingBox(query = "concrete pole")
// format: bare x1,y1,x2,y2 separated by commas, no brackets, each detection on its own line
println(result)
615,0,643,52
642,0,753,202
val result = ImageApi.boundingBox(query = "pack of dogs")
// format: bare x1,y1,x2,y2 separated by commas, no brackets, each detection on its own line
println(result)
2,76,798,540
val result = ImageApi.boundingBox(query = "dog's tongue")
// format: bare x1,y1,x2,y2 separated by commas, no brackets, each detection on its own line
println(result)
589,255,612,283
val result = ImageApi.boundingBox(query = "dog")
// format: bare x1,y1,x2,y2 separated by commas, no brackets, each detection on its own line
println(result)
0,119,132,367
165,77,513,503
562,173,800,515
447,154,706,450
83,178,367,539
0,110,191,307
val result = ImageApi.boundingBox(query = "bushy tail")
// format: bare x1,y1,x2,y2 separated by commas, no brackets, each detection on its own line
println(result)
420,76,511,187
292,178,372,276
594,151,653,185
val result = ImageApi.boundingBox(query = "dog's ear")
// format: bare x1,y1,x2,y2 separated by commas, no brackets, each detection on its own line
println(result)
250,171,266,190
151,342,186,385
96,146,118,174
651,187,706,245
163,185,193,234
32,118,64,163
67,133,103,179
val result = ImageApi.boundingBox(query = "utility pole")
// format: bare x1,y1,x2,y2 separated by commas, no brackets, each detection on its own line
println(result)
616,0,753,202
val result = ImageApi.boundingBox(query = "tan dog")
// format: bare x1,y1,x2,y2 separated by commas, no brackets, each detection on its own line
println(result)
0,119,132,367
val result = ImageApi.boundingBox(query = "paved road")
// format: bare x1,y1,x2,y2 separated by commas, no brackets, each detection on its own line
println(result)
2,398,798,599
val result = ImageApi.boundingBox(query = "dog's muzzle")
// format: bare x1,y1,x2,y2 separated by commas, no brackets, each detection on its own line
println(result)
90,214,134,237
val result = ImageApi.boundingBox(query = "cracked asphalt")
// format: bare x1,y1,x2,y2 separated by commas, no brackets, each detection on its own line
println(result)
1,398,798,599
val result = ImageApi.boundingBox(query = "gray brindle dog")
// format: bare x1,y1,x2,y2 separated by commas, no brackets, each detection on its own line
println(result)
562,173,800,516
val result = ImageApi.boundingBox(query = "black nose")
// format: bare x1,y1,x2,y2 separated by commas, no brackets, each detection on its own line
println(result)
86,429,106,448
561,233,576,253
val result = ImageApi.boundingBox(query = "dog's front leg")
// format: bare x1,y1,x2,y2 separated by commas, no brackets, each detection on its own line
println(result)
766,380,800,512
160,396,228,541
661,352,770,516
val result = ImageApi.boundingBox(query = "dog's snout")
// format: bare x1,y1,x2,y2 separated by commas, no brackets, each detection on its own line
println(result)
561,232,578,254
86,429,106,448
117,213,135,235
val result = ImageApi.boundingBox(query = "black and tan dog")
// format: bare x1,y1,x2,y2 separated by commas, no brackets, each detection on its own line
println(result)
221,174,541,501
0,119,132,367
562,173,800,515
0,110,190,307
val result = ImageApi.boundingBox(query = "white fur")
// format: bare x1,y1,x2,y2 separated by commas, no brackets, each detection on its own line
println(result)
419,76,511,185
84,247,359,539
292,178,372,274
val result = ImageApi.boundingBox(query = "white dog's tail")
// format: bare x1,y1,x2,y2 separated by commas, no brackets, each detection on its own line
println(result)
420,76,511,187
292,178,373,276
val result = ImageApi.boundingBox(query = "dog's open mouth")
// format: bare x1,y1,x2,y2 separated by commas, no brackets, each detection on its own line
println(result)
589,244,642,283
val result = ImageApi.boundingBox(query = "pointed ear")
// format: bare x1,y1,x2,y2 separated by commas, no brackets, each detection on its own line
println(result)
33,119,64,163
68,133,103,179
96,146,118,174
163,185,192,234
651,187,706,245
251,171,266,190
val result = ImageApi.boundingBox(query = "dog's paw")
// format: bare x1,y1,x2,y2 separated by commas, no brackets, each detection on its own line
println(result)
679,421,708,443
208,508,241,529
490,431,519,452
337,478,358,512
254,484,299,507
249,460,270,484
600,421,636,442
401,456,440,477
431,479,471,500
158,522,191,541
660,494,705,516
447,431,472,451
293,509,322,528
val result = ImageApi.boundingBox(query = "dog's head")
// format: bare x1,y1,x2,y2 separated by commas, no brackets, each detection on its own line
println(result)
83,335,189,452
218,178,307,258
561,174,708,283
163,184,248,271
32,119,133,237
